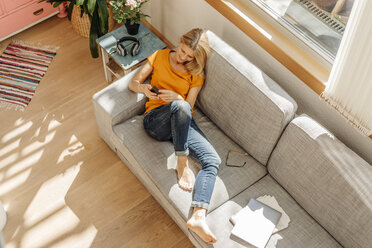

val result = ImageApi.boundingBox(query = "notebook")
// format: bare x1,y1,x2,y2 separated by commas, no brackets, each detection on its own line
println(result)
231,198,282,248
230,195,291,233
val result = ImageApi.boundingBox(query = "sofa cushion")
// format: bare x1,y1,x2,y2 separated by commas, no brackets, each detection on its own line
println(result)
196,31,297,165
194,175,341,248
268,114,372,248
112,109,267,219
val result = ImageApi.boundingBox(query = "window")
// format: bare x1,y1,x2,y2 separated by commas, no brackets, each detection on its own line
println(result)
247,0,355,62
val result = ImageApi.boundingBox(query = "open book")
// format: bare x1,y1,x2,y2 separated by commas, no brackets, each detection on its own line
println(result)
231,198,282,248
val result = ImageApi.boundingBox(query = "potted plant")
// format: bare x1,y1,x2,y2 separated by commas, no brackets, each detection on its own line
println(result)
109,0,149,35
40,0,111,58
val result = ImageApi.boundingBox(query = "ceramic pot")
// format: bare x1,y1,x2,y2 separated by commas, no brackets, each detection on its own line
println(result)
125,21,140,35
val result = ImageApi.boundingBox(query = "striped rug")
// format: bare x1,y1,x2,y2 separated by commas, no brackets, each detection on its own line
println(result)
0,41,57,111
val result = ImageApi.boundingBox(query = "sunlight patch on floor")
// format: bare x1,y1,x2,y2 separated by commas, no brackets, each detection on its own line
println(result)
68,135,78,145
14,118,25,127
7,162,99,248
4,241,16,248
47,119,62,132
21,206,82,248
58,136,85,164
0,139,20,158
3,150,43,180
21,131,56,157
23,163,81,226
1,122,33,143
0,168,32,197
0,153,18,171
10,225,20,241
32,118,62,138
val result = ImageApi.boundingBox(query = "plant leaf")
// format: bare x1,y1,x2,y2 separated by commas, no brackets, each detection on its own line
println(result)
76,0,84,5
83,2,89,14
89,8,99,58
87,0,97,16
97,0,109,34
67,0,76,21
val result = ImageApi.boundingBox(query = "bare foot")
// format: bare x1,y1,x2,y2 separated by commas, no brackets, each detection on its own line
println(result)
187,208,217,244
176,156,194,191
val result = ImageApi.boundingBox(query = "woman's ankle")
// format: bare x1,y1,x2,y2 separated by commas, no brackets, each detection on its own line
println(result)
177,156,188,167
192,207,207,219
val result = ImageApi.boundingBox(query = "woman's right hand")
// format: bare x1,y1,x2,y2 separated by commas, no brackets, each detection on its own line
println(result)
141,84,159,100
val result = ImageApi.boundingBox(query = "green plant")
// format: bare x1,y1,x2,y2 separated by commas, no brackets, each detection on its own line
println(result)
109,0,149,25
40,0,109,58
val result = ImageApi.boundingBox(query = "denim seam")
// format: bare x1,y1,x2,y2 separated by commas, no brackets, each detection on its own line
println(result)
191,201,209,210
175,149,189,156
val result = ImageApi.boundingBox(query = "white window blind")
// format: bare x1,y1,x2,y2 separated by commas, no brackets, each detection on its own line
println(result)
321,0,372,137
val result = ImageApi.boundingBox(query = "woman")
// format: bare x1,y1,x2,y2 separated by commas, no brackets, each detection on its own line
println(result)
129,28,220,244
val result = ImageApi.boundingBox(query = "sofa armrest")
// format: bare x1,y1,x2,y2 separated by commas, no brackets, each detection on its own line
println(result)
92,66,148,150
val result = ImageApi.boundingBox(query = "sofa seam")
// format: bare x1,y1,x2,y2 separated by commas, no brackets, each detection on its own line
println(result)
207,169,269,216
206,48,295,164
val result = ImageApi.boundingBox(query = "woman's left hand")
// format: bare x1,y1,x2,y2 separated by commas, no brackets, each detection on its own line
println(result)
158,90,184,102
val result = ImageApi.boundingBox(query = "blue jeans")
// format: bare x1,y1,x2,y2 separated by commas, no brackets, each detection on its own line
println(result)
143,100,221,210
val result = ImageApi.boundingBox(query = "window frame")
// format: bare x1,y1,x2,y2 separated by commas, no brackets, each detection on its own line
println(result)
205,0,331,94
243,0,338,68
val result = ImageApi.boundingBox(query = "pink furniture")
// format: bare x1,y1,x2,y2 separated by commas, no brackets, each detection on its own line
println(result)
57,2,68,18
0,0,59,41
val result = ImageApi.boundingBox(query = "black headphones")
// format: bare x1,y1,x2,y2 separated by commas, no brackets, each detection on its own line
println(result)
116,36,140,57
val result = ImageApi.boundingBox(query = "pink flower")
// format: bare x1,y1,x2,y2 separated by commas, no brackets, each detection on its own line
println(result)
125,0,137,10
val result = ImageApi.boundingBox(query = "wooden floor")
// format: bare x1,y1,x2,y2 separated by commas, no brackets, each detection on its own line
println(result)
0,17,193,248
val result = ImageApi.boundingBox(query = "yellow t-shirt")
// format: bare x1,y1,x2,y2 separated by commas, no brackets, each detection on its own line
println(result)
144,49,204,114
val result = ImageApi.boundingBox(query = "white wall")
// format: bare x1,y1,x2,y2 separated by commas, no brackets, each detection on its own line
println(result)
143,0,372,164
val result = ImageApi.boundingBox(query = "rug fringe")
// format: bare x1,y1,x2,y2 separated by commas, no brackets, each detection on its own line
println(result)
0,101,25,112
320,93,372,136
10,39,59,53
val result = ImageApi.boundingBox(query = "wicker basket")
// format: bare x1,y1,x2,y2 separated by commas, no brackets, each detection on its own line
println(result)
70,3,115,38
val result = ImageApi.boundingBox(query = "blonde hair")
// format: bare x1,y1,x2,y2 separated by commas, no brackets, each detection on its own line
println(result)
180,28,210,78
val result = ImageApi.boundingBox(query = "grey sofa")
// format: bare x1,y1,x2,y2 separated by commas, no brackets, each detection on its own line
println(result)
92,31,372,248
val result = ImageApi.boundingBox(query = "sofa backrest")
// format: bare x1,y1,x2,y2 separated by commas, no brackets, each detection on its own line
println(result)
268,114,372,248
197,31,297,165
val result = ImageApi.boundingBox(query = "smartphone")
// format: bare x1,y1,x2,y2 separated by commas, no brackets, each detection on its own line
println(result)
150,85,160,95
